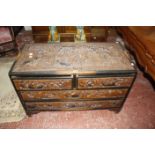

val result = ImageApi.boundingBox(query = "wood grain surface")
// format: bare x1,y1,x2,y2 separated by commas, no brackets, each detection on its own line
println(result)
12,43,134,74
78,77,133,89
13,79,72,90
20,89,128,101
25,99,123,111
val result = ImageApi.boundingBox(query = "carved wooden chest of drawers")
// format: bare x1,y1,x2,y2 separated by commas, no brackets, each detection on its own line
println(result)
9,43,136,115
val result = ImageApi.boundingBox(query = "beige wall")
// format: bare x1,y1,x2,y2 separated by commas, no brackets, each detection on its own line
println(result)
24,26,32,31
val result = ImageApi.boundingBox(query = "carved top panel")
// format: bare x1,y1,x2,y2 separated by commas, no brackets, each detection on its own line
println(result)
12,43,134,74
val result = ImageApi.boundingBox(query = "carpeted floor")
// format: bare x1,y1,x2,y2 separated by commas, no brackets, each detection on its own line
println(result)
0,28,155,128
0,29,33,123
0,57,26,123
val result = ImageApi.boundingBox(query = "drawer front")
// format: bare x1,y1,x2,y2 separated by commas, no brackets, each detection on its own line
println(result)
33,35,49,43
90,36,106,42
25,99,123,111
13,79,72,90
86,34,106,42
60,33,75,42
78,77,133,89
20,89,128,101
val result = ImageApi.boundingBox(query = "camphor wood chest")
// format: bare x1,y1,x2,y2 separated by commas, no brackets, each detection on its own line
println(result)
9,43,136,115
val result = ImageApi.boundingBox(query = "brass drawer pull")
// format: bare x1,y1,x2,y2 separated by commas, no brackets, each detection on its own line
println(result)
36,84,44,89
67,104,76,108
87,81,94,87
71,93,79,98
29,83,44,89
102,82,115,86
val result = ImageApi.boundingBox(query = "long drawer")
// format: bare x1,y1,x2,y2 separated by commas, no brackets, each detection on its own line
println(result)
25,99,123,111
13,78,72,90
20,89,128,101
78,76,133,89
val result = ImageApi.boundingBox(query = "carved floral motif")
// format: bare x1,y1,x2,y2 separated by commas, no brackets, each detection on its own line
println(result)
12,43,134,73
78,77,133,89
20,89,128,100
14,79,72,90
25,100,123,111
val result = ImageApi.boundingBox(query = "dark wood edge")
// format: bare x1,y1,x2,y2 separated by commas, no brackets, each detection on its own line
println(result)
116,71,137,111
10,70,136,77
26,106,123,116
9,73,28,115
18,97,125,103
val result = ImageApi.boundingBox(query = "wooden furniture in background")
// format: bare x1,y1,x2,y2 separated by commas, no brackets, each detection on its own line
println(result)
9,43,136,115
0,26,18,56
117,26,155,81
32,26,49,43
32,26,109,43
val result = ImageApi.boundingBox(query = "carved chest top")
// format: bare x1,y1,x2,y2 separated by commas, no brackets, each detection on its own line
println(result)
11,43,134,75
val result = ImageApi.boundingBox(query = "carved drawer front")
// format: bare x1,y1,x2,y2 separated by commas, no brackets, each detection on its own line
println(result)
20,89,128,101
25,99,123,111
13,79,72,90
78,77,133,89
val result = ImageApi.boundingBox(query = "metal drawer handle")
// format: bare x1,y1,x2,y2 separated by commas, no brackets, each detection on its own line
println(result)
87,81,94,87
71,93,79,98
67,104,76,108
28,83,44,89
36,84,44,89
102,82,115,86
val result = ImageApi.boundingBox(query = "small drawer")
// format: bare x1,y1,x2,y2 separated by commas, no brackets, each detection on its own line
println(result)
13,78,72,90
86,34,106,42
20,89,128,101
78,77,133,89
33,35,49,43
60,33,75,42
90,36,106,42
25,99,123,111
